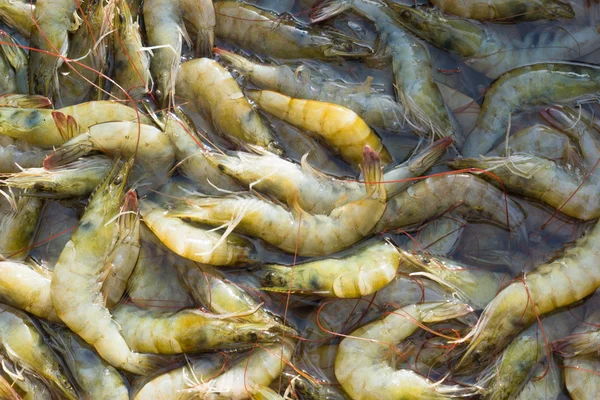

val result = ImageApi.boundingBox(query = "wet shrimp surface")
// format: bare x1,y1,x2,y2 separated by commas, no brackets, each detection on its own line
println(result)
0,0,598,398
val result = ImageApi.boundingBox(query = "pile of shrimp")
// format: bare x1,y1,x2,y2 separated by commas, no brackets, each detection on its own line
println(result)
0,0,599,398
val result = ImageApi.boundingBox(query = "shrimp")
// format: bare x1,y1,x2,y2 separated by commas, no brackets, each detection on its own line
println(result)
461,62,600,157
0,155,113,198
0,47,16,95
335,301,476,400
0,304,78,399
553,307,600,358
257,240,400,298
456,219,600,370
0,32,28,94
564,354,600,400
186,338,295,400
515,356,562,400
376,173,526,232
209,137,450,214
311,0,464,146
428,0,574,21
43,121,176,183
0,0,34,38
176,58,282,155
0,194,43,260
216,48,405,132
409,213,466,257
144,0,215,106
246,89,392,168
215,2,370,60
139,198,254,266
112,303,281,355
168,146,386,257
111,0,151,100
487,124,575,161
0,101,151,147
389,4,597,79
0,260,58,321
50,159,164,374
28,0,79,98
43,323,129,400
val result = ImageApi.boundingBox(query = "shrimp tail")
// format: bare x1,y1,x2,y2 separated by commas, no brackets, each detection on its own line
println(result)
0,94,52,108
195,28,214,58
214,48,253,74
553,332,600,357
43,141,92,169
51,111,80,142
310,0,352,23
433,382,481,398
361,145,385,200
409,137,453,173
418,300,474,324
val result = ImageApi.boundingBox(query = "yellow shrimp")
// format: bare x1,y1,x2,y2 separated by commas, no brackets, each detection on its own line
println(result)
0,194,43,260
428,0,574,21
246,89,391,167
565,355,600,400
176,59,282,155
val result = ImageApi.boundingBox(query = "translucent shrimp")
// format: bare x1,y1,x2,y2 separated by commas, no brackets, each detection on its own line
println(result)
0,304,78,399
176,58,282,155
0,101,150,147
168,147,387,257
428,0,574,21
246,89,392,168
112,303,281,355
0,155,114,198
139,198,254,266
144,0,215,106
216,48,405,132
461,62,600,157
0,195,43,260
335,301,476,400
215,2,371,60
388,4,597,79
553,307,600,358
0,135,49,173
311,0,464,146
0,0,34,38
408,213,466,257
376,173,526,232
50,159,164,374
487,124,575,161
457,220,600,370
257,240,400,298
564,354,600,400
28,0,79,98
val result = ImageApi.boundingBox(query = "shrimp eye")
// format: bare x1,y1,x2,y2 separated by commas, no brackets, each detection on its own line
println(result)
401,10,411,19
119,13,125,24
113,175,123,185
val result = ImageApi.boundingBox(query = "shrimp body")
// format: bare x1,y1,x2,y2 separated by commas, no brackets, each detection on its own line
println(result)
462,62,600,157
169,147,387,257
51,159,163,374
429,0,574,21
259,240,400,298
487,124,573,160
247,90,391,167
335,301,475,400
176,59,281,154
0,0,34,38
0,195,43,260
565,355,600,400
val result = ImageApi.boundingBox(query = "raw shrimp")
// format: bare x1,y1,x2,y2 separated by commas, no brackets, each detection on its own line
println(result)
376,173,526,231
1,155,113,198
139,198,253,266
186,338,295,400
216,49,405,131
210,137,449,214
515,356,562,400
335,301,476,400
0,304,78,399
553,307,600,358
0,101,150,147
0,0,34,38
246,89,392,168
51,159,164,374
28,0,79,98
487,124,575,161
168,147,387,257
0,47,16,94
389,4,597,78
0,32,28,93
428,0,574,21
457,220,600,370
311,0,464,145
0,260,58,321
176,58,282,155
215,2,370,60
257,240,400,298
144,0,215,106
564,354,600,400
43,323,129,400
0,195,43,260
112,303,281,355
461,62,600,157
408,213,466,256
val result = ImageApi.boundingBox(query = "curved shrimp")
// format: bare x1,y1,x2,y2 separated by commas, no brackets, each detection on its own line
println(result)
51,159,164,374
0,0,34,38
215,2,370,60
428,0,574,21
461,62,600,157
246,89,392,168
457,219,600,370
167,146,386,257
0,194,44,260
257,239,400,298
176,58,282,155
209,137,450,214
335,301,476,400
